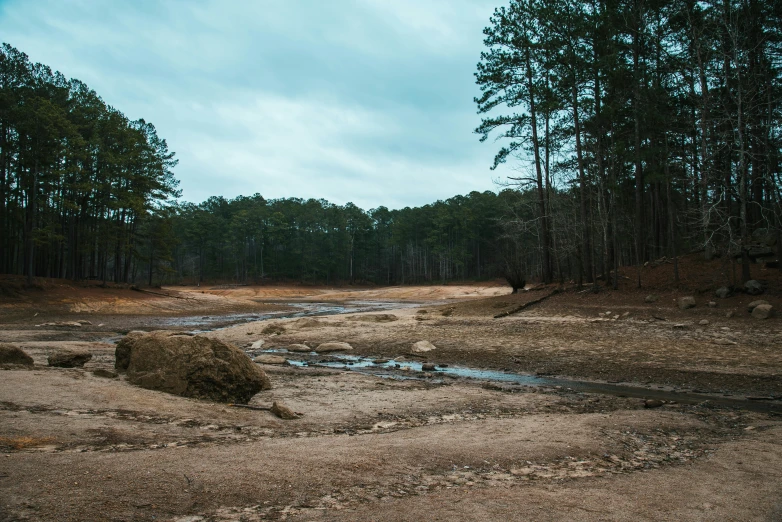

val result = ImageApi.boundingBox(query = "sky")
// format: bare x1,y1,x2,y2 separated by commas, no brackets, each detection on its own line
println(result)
0,0,512,210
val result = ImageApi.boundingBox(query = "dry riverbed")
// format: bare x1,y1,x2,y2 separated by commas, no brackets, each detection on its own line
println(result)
1,280,781,521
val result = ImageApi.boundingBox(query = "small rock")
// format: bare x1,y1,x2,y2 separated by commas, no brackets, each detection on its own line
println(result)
286,344,312,353
673,323,686,329
746,300,770,313
421,363,437,371
744,280,763,295
751,304,773,320
48,350,92,368
92,369,118,378
314,342,353,353
644,294,658,303
725,311,735,318
411,341,437,353
253,355,287,365
699,319,709,326
76,320,92,326
643,399,665,409
249,340,265,350
707,301,717,308
715,286,731,299
0,344,34,366
270,401,299,420
622,312,631,318
678,297,696,310
713,338,737,346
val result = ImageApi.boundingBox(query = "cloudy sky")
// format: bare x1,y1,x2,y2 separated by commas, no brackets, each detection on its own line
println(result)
0,0,511,209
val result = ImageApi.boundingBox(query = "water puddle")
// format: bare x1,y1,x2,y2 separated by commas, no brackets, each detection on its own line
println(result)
260,350,782,414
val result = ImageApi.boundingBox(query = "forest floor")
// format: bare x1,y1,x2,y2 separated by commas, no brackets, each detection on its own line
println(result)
1,258,781,521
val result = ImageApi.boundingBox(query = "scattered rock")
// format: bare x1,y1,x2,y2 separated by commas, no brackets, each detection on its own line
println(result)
249,340,265,349
707,301,717,308
715,287,731,299
261,324,286,335
347,314,398,323
314,342,353,353
678,297,696,310
621,312,631,318
270,401,300,420
644,294,658,303
612,315,620,320
725,311,735,318
114,331,270,404
643,399,665,408
92,369,118,378
712,338,737,346
421,363,437,371
76,320,92,325
699,319,709,326
746,300,770,313
0,344,34,366
48,349,92,368
673,323,686,329
286,344,312,353
744,280,764,295
752,304,773,320
253,354,287,365
411,341,437,353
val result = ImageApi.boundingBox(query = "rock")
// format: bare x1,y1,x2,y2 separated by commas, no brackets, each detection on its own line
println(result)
678,297,696,310
314,342,353,353
286,344,312,353
699,319,709,326
726,311,735,318
644,294,658,303
713,338,737,346
253,355,287,365
0,344,34,366
411,341,437,353
249,340,265,349
261,324,286,335
622,312,631,318
744,280,763,295
92,369,118,378
347,314,398,323
612,315,620,320
643,399,665,409
48,349,92,368
708,301,717,307
76,320,92,325
715,287,731,299
421,363,437,371
673,323,686,329
751,304,773,320
270,401,299,420
746,300,770,313
114,331,270,404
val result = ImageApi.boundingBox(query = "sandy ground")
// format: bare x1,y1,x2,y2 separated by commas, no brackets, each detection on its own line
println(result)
1,280,781,521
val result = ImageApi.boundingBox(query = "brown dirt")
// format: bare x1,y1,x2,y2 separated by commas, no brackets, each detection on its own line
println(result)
1,263,781,521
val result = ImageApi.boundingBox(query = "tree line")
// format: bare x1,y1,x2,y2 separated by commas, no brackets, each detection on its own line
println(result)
476,0,781,287
4,0,781,292
0,43,179,284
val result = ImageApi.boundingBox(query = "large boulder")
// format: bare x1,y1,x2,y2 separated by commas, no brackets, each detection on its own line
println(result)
752,304,773,320
744,280,764,295
115,331,270,404
678,296,697,310
48,349,92,368
0,344,34,367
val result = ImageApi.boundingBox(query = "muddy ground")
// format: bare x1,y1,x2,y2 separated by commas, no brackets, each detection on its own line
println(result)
1,275,781,521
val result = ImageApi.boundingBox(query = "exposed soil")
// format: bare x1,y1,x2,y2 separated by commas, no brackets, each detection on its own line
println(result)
1,261,781,521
